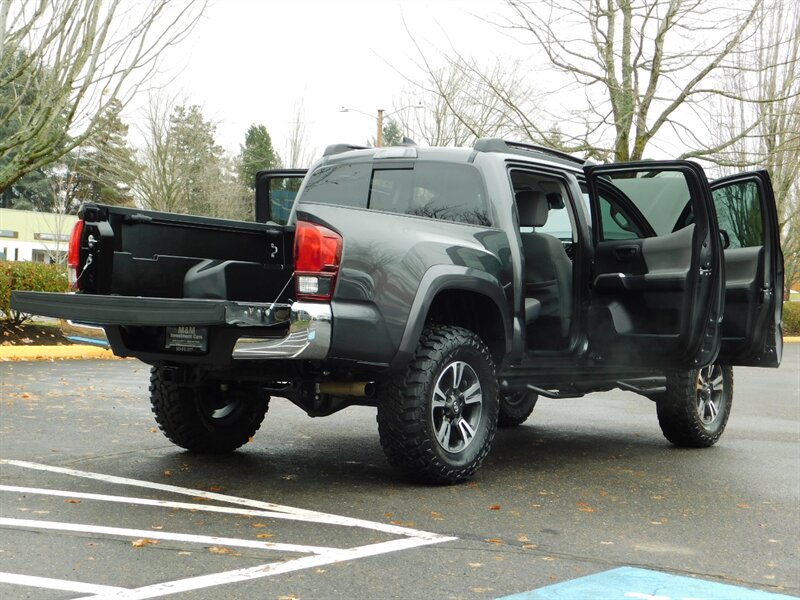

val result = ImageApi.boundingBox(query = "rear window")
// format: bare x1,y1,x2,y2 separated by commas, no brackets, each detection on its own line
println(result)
299,161,490,226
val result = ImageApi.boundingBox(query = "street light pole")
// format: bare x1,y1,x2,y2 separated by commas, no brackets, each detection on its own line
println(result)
340,103,422,147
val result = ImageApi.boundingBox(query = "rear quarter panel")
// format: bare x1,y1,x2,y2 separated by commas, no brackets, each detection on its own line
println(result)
296,203,511,365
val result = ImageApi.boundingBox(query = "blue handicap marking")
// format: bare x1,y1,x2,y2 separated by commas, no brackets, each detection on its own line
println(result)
497,567,796,599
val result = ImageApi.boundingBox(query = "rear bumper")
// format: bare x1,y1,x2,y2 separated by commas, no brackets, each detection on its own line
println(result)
233,302,331,359
11,291,330,360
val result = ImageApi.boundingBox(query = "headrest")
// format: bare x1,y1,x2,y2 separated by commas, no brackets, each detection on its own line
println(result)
516,190,549,227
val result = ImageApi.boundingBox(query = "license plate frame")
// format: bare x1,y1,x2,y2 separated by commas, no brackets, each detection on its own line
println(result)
165,326,208,353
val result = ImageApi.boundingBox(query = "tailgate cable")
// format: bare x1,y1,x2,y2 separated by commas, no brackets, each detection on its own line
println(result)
75,254,93,284
266,274,294,317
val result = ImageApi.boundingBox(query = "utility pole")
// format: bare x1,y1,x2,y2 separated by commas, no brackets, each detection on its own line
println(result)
376,109,385,147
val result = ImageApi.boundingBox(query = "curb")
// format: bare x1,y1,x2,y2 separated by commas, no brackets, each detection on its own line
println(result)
0,345,119,361
2,338,799,362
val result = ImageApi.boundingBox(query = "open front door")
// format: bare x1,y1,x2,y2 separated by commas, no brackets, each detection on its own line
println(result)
711,170,783,367
255,169,307,225
584,161,723,369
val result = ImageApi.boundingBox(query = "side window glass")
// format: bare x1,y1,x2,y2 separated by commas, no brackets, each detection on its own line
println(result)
598,194,643,240
369,163,490,226
267,177,301,225
712,180,763,248
593,171,694,241
369,168,413,213
300,163,370,208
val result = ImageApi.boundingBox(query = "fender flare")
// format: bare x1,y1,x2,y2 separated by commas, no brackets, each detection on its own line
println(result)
389,265,515,370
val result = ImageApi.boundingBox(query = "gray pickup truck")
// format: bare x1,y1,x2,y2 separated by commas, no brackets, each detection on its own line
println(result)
12,139,783,484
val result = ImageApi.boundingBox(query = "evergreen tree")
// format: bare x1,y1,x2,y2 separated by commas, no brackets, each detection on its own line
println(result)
238,125,282,190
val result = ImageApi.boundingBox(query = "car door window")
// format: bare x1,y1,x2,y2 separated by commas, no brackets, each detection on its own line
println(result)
711,180,764,248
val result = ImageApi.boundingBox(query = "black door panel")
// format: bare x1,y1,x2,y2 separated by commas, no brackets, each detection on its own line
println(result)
584,161,723,368
711,171,783,367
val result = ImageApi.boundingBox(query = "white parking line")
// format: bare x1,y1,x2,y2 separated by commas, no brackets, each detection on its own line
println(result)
75,538,448,600
0,572,126,595
1,459,442,538
0,459,457,599
0,517,334,554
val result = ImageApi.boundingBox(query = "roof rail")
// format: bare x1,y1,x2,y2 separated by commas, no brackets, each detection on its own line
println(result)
322,143,371,157
473,138,585,166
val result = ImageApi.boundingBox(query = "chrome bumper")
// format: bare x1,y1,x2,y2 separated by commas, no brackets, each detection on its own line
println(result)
232,302,331,360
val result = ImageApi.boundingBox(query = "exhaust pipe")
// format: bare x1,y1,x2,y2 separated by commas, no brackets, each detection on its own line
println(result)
318,381,375,398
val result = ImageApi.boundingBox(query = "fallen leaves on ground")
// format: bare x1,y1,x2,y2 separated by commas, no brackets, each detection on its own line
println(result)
208,546,240,556
256,533,274,539
489,504,501,511
389,520,415,527
64,499,81,504
132,538,158,548
485,538,504,546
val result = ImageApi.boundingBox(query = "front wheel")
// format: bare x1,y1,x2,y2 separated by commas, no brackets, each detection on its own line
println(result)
150,367,269,454
377,326,499,485
656,364,733,447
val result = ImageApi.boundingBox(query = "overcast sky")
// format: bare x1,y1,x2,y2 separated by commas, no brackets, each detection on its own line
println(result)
126,0,516,162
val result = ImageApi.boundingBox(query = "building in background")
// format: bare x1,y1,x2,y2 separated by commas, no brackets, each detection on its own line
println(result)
0,209,77,264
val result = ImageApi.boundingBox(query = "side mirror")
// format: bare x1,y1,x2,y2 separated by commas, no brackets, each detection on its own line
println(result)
255,170,307,225
719,229,731,250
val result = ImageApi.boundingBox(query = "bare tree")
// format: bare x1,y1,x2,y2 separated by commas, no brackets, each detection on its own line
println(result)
133,94,249,221
133,94,183,214
492,0,772,161
285,99,316,168
707,0,800,287
396,47,543,147
405,1,771,159
0,0,205,195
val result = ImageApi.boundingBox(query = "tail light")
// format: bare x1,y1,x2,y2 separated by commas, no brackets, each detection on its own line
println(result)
68,219,85,290
294,220,342,301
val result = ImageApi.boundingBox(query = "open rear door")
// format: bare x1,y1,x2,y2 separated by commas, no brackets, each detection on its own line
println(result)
584,161,723,369
710,170,783,367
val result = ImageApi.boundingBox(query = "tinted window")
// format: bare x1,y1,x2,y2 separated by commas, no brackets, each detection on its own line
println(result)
598,194,644,240
712,180,763,248
592,171,693,241
300,163,370,208
301,161,490,226
370,163,489,225
268,177,302,225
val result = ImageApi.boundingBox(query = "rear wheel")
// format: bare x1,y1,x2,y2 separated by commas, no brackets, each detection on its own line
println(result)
656,364,733,447
497,390,538,428
150,366,269,453
377,326,499,484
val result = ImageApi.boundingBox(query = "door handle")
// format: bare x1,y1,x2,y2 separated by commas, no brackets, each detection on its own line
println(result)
614,245,640,260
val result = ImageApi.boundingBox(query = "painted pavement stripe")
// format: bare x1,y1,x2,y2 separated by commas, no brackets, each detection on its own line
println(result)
0,572,127,594
0,459,457,598
0,484,361,526
0,517,334,554
75,537,449,600
0,459,447,540
497,567,796,600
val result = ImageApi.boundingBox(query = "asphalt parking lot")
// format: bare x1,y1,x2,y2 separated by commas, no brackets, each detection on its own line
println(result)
1,347,798,599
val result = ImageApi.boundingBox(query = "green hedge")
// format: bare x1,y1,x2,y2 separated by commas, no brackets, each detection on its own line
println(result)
784,302,800,336
0,261,68,324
